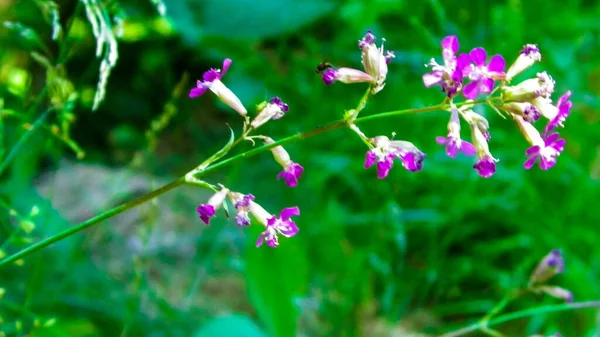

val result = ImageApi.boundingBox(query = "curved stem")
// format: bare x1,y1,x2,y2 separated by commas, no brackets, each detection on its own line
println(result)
0,98,487,267
438,301,600,337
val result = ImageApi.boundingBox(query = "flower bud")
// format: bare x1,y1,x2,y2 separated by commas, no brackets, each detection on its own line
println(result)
530,249,564,285
506,44,542,81
530,96,558,120
502,102,541,123
462,110,490,140
358,30,395,94
264,137,304,187
197,187,229,225
537,286,574,302
501,71,555,102
321,67,374,85
250,97,289,129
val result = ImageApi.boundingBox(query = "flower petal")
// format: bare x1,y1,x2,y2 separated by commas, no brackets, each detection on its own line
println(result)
469,47,487,66
441,35,459,56
280,206,300,220
480,78,495,94
364,150,376,168
487,54,506,73
423,72,443,88
221,58,232,77
189,85,208,98
462,81,480,99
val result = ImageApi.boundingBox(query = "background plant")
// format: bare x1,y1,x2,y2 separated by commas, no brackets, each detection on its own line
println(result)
0,0,599,336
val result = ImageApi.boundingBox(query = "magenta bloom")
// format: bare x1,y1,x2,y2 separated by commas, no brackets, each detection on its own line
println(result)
256,207,300,248
277,162,304,187
473,155,496,178
436,136,476,158
524,132,565,170
189,58,247,116
463,47,506,99
544,91,572,135
364,137,425,179
423,36,470,98
364,151,396,179
197,204,216,225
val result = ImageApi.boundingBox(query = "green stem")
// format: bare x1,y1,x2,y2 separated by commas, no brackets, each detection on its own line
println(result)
0,177,185,265
438,301,600,337
0,98,487,267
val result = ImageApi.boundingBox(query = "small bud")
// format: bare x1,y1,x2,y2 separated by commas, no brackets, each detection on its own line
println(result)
502,102,541,123
0,288,5,298
321,67,374,85
501,71,555,102
531,96,558,120
196,187,230,225
514,115,544,146
250,97,289,129
462,110,490,140
264,137,304,187
536,285,574,302
506,44,542,81
530,249,564,284
359,30,395,94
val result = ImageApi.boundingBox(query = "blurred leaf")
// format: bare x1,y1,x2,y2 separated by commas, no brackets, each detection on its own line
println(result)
166,0,337,43
194,314,267,337
245,227,308,337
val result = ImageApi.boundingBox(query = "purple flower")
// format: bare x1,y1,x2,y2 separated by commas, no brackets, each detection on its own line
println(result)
256,207,300,248
321,67,374,86
189,58,247,116
473,155,496,178
197,187,230,225
423,36,470,98
197,204,216,225
250,96,290,129
524,132,565,170
463,47,506,99
364,150,395,179
436,136,476,158
544,91,572,135
530,249,565,284
231,193,255,227
436,109,477,158
277,162,304,187
364,136,425,179
358,30,395,94
264,137,304,187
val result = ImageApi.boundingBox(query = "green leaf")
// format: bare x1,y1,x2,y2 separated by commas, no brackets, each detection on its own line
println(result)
194,314,267,337
245,226,308,337
165,0,337,44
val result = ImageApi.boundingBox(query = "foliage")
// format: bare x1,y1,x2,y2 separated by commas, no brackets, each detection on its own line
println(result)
0,0,599,336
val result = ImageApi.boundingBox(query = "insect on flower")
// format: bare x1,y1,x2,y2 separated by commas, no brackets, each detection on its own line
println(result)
315,60,333,74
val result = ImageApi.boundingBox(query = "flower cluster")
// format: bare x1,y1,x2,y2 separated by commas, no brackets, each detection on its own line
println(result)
422,36,573,177
188,31,575,248
528,249,573,302
197,188,300,248
189,59,304,247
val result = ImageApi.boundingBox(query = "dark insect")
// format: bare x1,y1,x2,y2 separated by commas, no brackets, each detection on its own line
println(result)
315,61,333,74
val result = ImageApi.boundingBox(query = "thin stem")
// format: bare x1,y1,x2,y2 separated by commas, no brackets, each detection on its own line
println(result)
438,301,600,337
0,177,185,266
0,98,485,267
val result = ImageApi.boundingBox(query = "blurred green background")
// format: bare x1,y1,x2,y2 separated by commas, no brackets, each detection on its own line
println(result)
1,0,599,336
